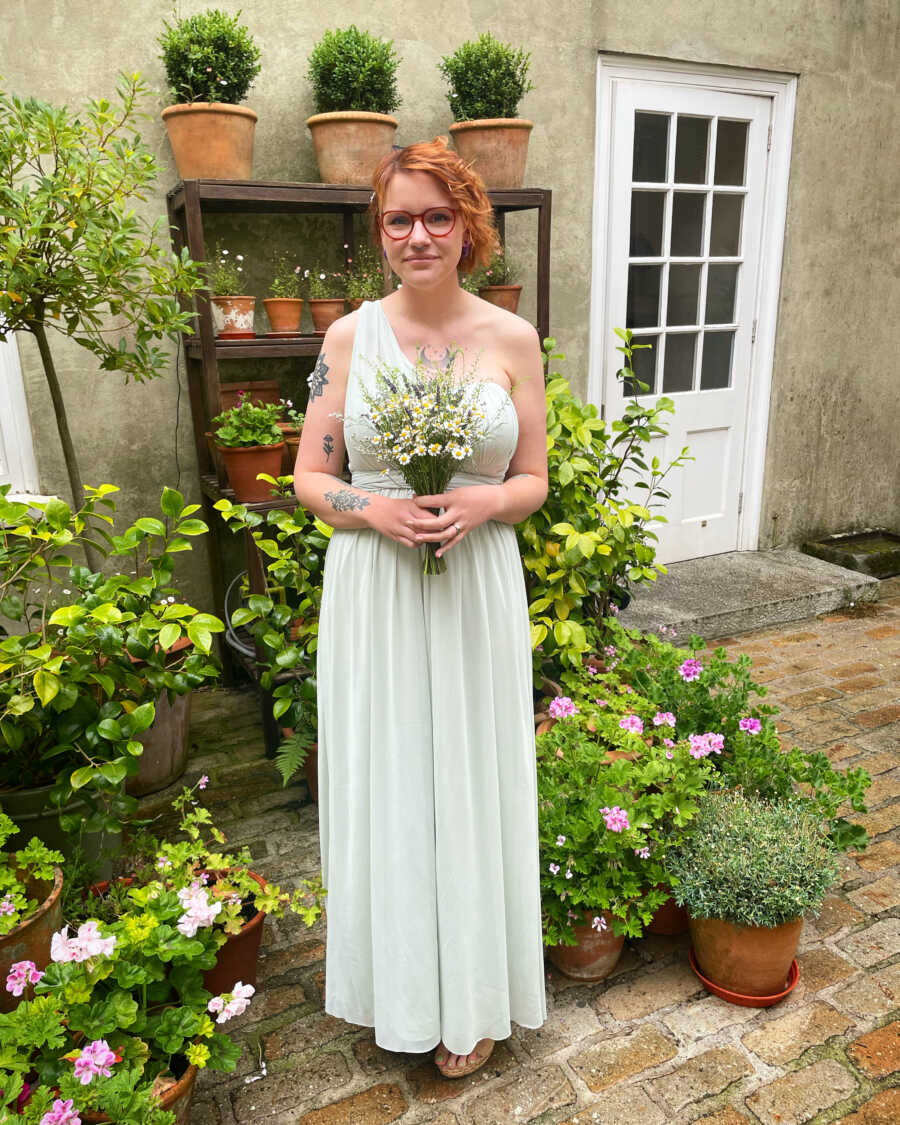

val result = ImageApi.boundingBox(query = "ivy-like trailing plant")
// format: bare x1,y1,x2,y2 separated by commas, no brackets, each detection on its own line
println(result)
439,33,534,122
158,7,262,105
0,76,204,544
516,334,690,687
668,789,839,928
590,617,871,850
307,26,401,115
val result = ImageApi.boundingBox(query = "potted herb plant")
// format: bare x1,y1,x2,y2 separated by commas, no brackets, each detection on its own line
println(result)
669,789,839,1003
305,266,347,333
211,393,285,502
439,32,535,188
306,26,401,184
537,686,713,980
207,243,254,338
0,816,64,1015
0,486,222,866
346,243,385,310
475,247,521,312
264,255,304,335
158,7,262,180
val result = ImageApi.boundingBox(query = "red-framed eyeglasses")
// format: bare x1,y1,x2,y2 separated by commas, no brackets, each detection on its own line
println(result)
380,207,458,239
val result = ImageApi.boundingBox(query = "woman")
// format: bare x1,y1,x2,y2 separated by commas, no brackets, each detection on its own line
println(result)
293,138,548,1078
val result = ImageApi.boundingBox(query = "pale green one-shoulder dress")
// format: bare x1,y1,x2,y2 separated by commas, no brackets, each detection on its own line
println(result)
315,300,547,1055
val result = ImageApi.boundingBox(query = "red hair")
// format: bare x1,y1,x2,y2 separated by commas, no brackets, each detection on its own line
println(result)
370,137,500,273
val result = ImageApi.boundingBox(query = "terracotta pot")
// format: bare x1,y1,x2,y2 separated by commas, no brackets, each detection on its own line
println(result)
536,716,636,762
0,866,63,1013
0,784,120,880
211,295,256,338
546,909,624,981
647,893,689,936
688,914,804,997
126,691,192,798
306,111,398,184
217,443,285,502
263,298,304,333
285,433,301,474
348,297,365,311
449,118,533,188
162,102,257,180
83,1061,198,1124
479,284,522,313
308,298,346,334
202,870,268,994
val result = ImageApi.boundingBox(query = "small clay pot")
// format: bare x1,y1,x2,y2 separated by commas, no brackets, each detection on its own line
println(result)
263,298,304,333
688,914,803,997
218,443,285,502
478,284,522,313
546,909,624,981
202,870,268,994
308,298,346,334
83,1061,198,1124
306,111,398,184
647,893,689,936
211,295,255,338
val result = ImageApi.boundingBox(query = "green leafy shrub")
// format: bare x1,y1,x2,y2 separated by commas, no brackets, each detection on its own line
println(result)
307,26,401,114
439,33,534,121
212,395,283,447
669,789,839,927
589,617,871,850
158,7,262,105
517,335,690,687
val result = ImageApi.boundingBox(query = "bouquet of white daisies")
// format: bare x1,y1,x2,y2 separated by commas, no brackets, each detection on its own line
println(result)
353,355,495,574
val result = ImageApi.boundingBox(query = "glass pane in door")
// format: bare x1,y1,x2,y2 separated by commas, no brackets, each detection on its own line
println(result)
630,191,665,256
710,194,743,256
625,334,658,395
674,117,709,184
705,264,739,323
626,265,661,328
670,192,705,256
667,265,701,325
700,331,735,389
662,333,696,393
714,121,749,186
632,112,669,181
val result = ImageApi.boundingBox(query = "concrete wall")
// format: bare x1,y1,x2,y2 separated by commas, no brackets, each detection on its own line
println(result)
5,0,898,606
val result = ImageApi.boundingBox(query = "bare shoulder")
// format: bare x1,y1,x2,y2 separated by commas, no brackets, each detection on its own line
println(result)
320,306,360,356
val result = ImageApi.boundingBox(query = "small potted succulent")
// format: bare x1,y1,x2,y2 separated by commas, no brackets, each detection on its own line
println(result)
158,7,262,180
537,687,713,980
206,243,254,338
211,392,285,502
264,255,304,335
439,32,535,187
345,242,384,310
306,26,401,184
0,816,64,1015
305,266,347,333
669,789,839,1004
474,247,521,312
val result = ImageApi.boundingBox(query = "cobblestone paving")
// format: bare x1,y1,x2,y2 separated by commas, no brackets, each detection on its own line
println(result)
150,577,899,1123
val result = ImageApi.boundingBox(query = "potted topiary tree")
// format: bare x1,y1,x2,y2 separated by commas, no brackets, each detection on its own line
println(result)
306,25,401,184
669,789,839,1005
158,7,262,181
439,32,535,188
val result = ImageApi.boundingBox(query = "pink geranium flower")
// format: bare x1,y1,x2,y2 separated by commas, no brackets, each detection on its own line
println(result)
653,711,676,727
549,696,578,719
5,960,44,996
72,1039,117,1085
600,805,630,832
679,658,703,682
739,716,762,734
619,714,644,734
591,915,608,931
40,1099,81,1125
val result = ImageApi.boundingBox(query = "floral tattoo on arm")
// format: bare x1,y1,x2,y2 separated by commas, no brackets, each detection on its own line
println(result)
324,489,370,512
323,433,334,461
307,353,329,400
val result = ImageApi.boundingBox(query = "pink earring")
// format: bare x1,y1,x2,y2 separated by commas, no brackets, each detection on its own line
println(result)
462,239,472,257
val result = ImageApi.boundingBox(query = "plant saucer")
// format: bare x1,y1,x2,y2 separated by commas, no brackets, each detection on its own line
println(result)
688,946,799,1008
265,330,303,337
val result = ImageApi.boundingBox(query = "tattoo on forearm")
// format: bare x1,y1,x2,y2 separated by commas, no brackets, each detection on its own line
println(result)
323,433,334,460
324,488,370,512
307,353,330,400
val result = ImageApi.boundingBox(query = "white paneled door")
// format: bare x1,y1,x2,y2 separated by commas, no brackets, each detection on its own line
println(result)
0,335,39,493
593,66,788,564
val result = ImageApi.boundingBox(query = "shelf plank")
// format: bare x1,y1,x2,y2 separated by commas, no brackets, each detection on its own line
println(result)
199,473,299,513
185,335,324,359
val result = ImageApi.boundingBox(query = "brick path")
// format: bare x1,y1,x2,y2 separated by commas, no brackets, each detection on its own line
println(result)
160,576,899,1124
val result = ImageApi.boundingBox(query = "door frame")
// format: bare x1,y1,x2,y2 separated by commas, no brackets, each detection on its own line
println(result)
0,334,39,494
589,53,797,553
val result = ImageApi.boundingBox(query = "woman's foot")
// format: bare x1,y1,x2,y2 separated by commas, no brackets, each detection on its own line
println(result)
434,1037,494,1078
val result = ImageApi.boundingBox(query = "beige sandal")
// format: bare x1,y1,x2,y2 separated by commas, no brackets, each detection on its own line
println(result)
435,1037,495,1078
